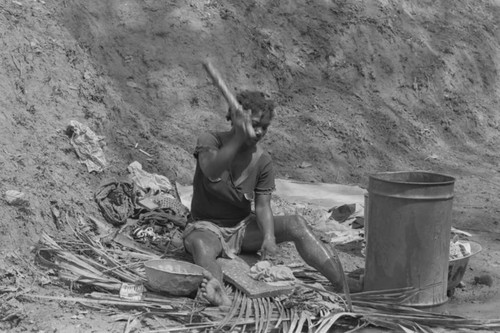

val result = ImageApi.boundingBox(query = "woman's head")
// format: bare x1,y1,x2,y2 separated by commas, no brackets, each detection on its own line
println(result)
226,90,275,123
227,90,275,144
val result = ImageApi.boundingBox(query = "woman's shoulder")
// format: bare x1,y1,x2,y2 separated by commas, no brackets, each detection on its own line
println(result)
256,147,273,166
197,130,230,147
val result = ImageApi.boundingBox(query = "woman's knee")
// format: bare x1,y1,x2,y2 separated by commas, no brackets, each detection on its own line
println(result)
184,231,222,258
285,214,310,237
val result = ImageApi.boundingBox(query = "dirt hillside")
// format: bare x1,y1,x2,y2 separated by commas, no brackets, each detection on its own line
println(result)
1,0,500,331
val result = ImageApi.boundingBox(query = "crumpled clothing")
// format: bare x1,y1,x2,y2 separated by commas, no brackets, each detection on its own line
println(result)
137,209,187,228
149,193,190,224
95,179,136,226
67,120,107,173
131,224,184,252
127,161,175,196
248,260,296,283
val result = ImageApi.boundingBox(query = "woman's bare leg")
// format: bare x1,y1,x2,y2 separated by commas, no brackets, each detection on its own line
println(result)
242,215,362,292
184,230,232,307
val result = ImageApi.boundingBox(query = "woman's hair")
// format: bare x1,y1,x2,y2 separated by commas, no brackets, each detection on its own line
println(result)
226,90,275,121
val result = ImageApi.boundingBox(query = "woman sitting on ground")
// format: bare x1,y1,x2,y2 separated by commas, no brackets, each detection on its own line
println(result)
183,90,362,307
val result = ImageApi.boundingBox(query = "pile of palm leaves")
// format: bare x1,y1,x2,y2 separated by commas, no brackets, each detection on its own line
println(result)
32,214,500,332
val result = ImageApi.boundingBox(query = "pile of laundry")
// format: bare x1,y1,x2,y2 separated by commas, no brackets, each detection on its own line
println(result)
94,161,190,253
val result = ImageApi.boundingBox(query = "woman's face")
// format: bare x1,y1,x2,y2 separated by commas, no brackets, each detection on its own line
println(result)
248,110,271,145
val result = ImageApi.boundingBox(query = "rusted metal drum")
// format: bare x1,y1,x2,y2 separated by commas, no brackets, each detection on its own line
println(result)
364,171,455,307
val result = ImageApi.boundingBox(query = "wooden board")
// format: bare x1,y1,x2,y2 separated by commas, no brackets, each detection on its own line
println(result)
217,257,295,298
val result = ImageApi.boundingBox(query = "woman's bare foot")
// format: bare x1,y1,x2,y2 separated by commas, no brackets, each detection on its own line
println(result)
200,270,232,308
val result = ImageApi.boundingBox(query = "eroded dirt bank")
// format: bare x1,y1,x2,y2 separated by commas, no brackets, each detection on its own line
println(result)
1,0,500,331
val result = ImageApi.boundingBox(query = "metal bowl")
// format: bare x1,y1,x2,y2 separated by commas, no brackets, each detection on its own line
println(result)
144,259,205,296
447,241,482,292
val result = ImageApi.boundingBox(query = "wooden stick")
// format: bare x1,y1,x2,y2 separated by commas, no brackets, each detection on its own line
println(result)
138,148,152,157
202,60,240,111
202,60,256,138
22,293,173,309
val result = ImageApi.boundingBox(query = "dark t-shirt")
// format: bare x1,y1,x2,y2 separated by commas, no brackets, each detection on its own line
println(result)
190,131,275,227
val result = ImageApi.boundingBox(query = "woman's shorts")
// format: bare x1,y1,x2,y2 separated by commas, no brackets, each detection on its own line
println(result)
182,215,255,259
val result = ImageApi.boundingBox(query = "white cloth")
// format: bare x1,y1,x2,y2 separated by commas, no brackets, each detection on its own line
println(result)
68,120,107,173
248,260,296,283
127,161,174,196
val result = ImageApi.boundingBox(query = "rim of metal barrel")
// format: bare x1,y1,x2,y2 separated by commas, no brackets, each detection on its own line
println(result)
368,171,456,200
369,171,455,185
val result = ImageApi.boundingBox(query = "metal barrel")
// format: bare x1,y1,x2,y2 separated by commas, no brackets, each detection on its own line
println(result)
363,171,455,307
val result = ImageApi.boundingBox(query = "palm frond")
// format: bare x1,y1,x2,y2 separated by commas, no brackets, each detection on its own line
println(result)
295,311,308,333
274,297,287,329
230,291,248,331
287,307,299,333
261,297,270,333
306,314,314,333
263,297,273,333
414,322,434,333
281,308,291,333
344,321,369,333
241,296,253,333
217,289,243,329
33,222,500,333
316,312,359,333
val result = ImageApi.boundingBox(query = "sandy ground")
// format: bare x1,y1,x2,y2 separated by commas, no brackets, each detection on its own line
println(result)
1,0,500,331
